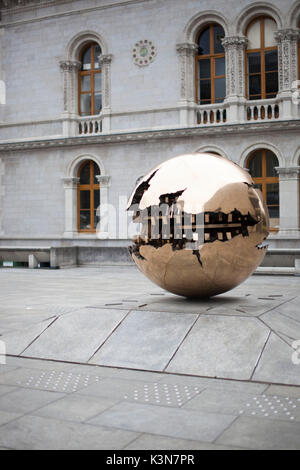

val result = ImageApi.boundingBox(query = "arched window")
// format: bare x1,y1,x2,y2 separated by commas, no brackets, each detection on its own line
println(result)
78,42,102,116
77,161,100,232
245,16,278,100
247,149,279,230
196,23,226,105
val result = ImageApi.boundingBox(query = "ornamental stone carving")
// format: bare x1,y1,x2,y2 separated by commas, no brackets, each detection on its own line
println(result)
176,42,197,102
221,36,248,98
132,40,157,67
275,29,300,92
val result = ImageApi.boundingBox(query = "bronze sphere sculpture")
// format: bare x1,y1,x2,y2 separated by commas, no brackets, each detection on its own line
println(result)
127,153,269,298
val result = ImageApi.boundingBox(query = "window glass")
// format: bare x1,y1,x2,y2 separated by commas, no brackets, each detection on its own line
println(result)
248,152,262,177
79,163,90,184
247,19,261,49
265,50,278,71
215,57,225,76
264,18,277,47
81,46,92,70
80,211,91,230
266,151,279,176
249,75,261,97
93,162,100,184
80,191,90,210
214,77,225,101
248,53,261,74
94,44,101,69
198,27,210,55
94,190,100,210
199,80,211,102
81,75,91,92
94,93,102,114
80,94,91,116
199,59,210,79
213,25,225,53
94,73,102,91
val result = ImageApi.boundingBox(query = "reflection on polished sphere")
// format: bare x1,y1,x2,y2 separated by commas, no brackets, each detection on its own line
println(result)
127,153,269,298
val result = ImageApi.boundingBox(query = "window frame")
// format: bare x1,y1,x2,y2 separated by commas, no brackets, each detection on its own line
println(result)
247,149,279,231
78,42,102,116
77,161,100,233
195,23,226,105
245,16,278,100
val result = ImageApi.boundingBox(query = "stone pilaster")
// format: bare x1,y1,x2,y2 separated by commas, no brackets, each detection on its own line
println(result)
176,42,198,125
222,36,248,123
222,36,248,99
275,29,300,119
59,60,81,137
98,54,113,132
62,177,79,237
276,166,300,238
96,175,111,239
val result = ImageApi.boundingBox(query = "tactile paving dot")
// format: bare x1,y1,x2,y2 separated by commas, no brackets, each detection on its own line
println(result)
16,370,101,393
124,383,202,407
239,395,299,421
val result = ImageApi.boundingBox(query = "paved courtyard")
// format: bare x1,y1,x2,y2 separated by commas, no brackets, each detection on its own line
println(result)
0,266,300,450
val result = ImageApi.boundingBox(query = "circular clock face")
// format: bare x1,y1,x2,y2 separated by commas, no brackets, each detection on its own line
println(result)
132,40,157,67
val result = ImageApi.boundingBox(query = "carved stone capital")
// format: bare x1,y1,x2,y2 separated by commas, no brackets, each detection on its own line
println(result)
96,175,111,187
59,60,81,73
275,29,300,43
221,36,248,49
176,42,198,56
276,166,300,180
62,177,80,189
98,54,113,66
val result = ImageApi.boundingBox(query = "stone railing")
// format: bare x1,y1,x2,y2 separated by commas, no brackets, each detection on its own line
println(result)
77,115,103,136
196,103,228,126
245,98,281,122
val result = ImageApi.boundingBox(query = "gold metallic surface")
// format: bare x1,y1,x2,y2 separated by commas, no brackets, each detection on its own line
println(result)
127,153,269,298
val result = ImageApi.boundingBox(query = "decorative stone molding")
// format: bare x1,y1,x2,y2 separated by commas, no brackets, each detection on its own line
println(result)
132,40,157,67
183,10,229,42
62,176,79,189
276,166,300,180
176,42,197,102
96,175,111,187
1,120,300,152
236,3,282,35
275,29,300,93
0,157,4,236
275,166,300,237
98,54,113,110
59,60,81,114
221,36,248,98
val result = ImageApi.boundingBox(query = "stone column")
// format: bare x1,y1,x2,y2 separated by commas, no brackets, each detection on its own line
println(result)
0,158,4,236
221,36,248,123
275,29,300,119
59,60,81,137
176,42,198,126
98,54,113,133
276,166,300,238
62,177,79,237
96,175,111,239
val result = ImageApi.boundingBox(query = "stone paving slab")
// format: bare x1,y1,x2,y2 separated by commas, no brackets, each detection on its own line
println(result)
1,318,56,355
216,416,300,450
124,434,245,450
252,333,300,385
0,415,139,450
87,401,236,443
23,308,129,363
90,310,198,370
166,315,270,380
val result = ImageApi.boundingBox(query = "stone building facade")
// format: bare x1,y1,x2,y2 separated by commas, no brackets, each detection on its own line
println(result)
0,0,299,269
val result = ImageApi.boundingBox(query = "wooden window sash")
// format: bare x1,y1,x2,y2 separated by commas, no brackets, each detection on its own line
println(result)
77,161,100,233
78,43,102,116
195,24,225,105
245,17,278,100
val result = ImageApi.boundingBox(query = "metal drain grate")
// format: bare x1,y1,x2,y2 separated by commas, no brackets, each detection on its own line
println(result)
240,395,299,421
16,370,101,393
124,383,202,407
